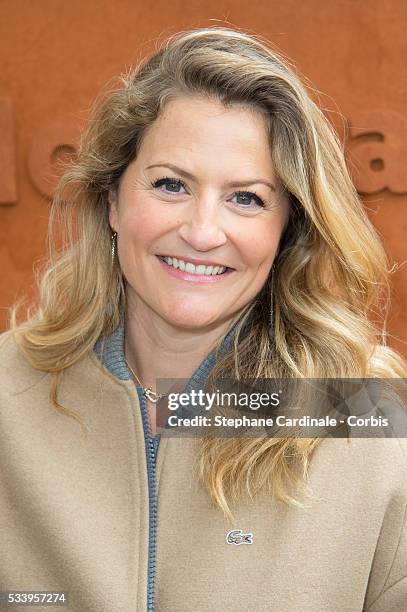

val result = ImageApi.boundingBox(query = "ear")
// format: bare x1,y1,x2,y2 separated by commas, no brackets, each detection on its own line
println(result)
108,187,119,232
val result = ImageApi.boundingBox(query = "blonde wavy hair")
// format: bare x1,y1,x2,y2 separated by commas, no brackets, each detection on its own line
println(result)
9,26,406,520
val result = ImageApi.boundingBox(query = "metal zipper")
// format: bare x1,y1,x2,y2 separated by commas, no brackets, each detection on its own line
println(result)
136,387,159,612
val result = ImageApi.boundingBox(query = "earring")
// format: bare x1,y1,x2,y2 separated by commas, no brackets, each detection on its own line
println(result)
111,231,117,264
268,265,275,342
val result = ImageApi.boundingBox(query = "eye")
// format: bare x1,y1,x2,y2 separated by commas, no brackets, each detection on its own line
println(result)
151,176,187,194
151,176,267,210
231,190,266,209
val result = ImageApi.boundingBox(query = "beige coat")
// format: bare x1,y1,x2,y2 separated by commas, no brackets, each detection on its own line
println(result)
0,331,406,612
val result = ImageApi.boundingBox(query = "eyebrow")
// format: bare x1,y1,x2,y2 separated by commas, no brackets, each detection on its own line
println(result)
145,163,276,192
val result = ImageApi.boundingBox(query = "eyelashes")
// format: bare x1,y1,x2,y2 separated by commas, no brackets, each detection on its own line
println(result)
150,176,267,210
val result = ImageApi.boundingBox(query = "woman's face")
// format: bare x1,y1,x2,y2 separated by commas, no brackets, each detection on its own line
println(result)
109,95,290,331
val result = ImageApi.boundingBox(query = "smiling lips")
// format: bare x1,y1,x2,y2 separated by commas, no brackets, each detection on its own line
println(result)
158,255,233,277
158,255,232,282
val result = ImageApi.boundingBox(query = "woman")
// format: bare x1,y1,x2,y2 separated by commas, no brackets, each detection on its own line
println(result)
1,26,406,612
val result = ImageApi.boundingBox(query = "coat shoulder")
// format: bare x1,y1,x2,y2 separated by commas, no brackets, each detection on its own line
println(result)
0,330,48,394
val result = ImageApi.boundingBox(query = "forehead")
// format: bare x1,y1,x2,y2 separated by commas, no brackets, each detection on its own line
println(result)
136,95,276,179
146,95,270,146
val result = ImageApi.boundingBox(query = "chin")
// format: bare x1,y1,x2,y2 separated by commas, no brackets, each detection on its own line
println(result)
161,307,223,331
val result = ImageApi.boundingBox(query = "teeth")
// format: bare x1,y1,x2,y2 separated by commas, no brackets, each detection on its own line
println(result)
162,256,226,276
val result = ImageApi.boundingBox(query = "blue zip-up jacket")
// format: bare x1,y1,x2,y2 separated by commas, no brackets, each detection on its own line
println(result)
93,316,238,611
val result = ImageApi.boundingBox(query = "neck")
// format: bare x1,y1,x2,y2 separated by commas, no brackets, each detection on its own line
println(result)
123,305,240,392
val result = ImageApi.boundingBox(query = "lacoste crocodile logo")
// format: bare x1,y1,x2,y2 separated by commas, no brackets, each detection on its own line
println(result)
226,529,254,545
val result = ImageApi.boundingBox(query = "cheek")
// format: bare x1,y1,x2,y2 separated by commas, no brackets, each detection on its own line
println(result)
236,220,282,269
120,204,172,247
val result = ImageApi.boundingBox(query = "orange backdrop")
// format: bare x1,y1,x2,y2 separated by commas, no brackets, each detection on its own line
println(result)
1,0,406,356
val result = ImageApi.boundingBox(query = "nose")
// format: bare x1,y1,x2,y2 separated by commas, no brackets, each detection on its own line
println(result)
177,198,227,251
